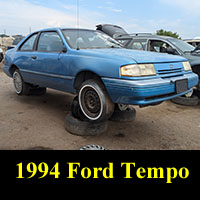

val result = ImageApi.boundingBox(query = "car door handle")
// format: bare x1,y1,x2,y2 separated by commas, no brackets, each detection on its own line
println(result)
32,56,37,60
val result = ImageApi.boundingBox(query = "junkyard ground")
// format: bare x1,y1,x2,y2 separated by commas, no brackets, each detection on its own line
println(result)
0,63,200,150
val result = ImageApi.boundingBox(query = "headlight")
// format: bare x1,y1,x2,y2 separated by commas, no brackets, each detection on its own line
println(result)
183,61,192,71
120,64,156,77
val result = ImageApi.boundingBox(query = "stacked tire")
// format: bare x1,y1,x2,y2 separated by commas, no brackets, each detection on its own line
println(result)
65,79,136,136
171,88,200,106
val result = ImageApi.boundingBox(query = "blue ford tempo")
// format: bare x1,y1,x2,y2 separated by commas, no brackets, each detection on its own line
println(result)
3,28,198,122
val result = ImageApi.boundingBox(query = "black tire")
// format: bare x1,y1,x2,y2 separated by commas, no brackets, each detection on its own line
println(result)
171,95,199,106
13,69,30,95
193,88,200,98
65,112,108,136
80,144,108,150
78,79,114,122
71,96,88,121
109,105,136,122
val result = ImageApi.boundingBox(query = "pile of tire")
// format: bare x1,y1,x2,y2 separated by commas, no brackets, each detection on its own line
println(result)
171,88,200,106
65,97,136,136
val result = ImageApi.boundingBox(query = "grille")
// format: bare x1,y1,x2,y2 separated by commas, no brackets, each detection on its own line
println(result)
157,68,183,78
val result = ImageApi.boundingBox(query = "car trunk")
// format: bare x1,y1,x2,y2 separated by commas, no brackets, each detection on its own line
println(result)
96,24,128,38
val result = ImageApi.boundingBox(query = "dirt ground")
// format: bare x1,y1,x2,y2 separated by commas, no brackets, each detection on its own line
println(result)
0,63,200,150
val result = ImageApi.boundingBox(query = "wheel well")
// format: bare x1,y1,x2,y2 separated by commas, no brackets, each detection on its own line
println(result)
74,71,103,91
10,65,18,77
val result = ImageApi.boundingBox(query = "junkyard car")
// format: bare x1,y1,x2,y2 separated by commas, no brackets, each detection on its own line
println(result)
3,28,198,122
184,39,200,48
97,24,200,88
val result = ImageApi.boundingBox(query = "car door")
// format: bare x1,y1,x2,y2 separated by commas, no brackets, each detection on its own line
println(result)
16,32,39,82
30,31,69,91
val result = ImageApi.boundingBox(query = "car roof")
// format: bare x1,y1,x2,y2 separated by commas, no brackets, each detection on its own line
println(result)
115,34,175,40
32,27,97,33
184,39,200,42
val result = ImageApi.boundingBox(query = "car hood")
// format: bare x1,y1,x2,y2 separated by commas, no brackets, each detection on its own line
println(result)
183,53,200,66
81,48,186,64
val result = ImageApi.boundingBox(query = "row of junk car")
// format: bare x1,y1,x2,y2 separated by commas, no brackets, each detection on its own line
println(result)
1,24,200,136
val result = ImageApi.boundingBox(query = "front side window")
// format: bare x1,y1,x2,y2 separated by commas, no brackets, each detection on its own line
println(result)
20,33,38,51
148,40,178,54
37,32,63,52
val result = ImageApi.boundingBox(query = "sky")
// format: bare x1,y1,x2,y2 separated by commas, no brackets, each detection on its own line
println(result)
0,0,199,39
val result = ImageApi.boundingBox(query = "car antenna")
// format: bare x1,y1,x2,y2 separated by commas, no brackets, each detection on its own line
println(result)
76,0,80,50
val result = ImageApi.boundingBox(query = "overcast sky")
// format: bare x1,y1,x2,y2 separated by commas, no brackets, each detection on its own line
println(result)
0,0,199,39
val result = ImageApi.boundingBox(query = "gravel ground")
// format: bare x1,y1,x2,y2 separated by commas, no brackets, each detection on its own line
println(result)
0,63,200,150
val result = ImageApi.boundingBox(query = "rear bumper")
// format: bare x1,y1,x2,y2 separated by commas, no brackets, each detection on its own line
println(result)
2,65,12,77
102,72,199,106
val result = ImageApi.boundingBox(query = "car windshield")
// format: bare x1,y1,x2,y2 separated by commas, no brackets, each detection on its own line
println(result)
167,38,195,53
62,29,122,49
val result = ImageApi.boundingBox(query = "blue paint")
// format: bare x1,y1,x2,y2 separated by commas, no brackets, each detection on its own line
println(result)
3,28,198,106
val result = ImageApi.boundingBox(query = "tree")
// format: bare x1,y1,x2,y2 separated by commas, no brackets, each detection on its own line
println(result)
156,29,181,39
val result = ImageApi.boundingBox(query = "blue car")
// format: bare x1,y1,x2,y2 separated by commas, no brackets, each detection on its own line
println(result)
3,28,198,122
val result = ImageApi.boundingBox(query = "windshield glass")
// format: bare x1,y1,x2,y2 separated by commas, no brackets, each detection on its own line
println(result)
168,38,195,52
62,29,122,49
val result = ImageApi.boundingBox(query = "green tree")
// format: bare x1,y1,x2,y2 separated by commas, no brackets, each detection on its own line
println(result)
156,29,181,39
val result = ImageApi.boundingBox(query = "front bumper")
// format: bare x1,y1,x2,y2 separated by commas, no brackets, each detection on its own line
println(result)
102,73,199,106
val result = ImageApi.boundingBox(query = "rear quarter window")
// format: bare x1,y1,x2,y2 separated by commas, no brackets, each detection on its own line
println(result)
19,33,38,51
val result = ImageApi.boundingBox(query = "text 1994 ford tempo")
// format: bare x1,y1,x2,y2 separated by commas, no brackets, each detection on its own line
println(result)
3,28,198,122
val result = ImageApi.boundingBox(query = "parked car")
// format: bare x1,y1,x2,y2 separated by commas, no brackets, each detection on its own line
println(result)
3,28,198,122
97,24,200,89
0,47,3,62
184,39,200,47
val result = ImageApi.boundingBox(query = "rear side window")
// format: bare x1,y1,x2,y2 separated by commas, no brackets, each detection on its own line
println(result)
20,33,38,51
37,32,63,52
131,42,144,50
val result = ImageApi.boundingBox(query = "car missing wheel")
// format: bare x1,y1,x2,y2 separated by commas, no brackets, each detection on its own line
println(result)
2,27,198,134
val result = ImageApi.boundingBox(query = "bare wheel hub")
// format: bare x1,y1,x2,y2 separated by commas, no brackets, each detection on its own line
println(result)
84,89,101,114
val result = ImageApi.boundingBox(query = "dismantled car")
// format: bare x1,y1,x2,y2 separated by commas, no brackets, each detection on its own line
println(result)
98,24,200,105
184,39,200,48
97,24,200,88
3,28,198,125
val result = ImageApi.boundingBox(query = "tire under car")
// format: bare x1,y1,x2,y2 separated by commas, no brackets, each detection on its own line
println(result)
171,94,199,106
65,112,108,136
66,97,137,136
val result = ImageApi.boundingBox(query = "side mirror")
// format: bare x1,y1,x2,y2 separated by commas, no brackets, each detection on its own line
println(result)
7,46,15,50
166,47,176,55
62,47,67,53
